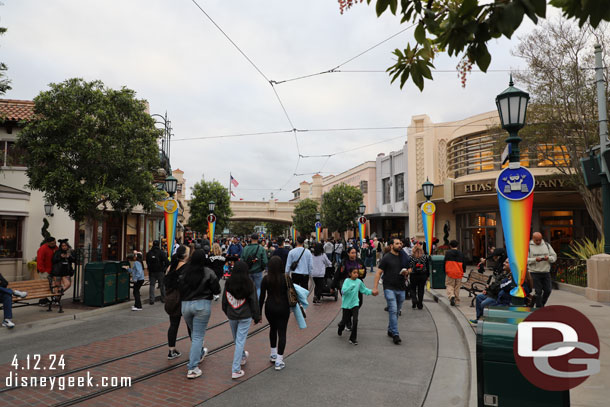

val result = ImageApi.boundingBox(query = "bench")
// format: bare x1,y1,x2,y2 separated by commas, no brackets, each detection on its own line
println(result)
5,278,64,313
460,271,492,307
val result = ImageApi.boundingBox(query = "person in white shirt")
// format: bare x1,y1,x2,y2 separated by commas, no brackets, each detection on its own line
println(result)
527,232,557,307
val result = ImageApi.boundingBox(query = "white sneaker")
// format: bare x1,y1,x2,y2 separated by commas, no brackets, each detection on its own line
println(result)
2,319,15,329
187,367,202,379
13,290,27,298
199,347,209,364
274,361,285,371
269,354,277,363
131,306,143,311
241,350,249,366
213,295,220,301
232,370,245,379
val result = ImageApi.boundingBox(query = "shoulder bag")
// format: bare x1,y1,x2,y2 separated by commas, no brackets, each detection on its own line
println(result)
289,247,306,272
285,274,298,307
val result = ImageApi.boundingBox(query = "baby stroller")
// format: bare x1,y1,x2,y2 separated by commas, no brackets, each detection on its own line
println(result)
224,254,239,279
318,265,338,301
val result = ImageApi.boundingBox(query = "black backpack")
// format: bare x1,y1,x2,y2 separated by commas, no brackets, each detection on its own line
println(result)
245,246,262,270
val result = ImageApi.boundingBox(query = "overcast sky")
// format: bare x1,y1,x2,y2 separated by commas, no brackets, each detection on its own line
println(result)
1,0,546,201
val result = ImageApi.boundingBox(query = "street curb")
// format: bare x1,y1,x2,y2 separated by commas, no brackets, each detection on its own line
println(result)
427,288,477,407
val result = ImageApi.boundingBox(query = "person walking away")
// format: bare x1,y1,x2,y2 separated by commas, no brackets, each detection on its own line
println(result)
222,261,261,379
373,238,407,344
333,239,344,265
124,253,145,311
337,267,377,345
146,240,169,305
407,244,430,310
285,236,313,290
444,240,466,306
242,234,268,298
273,239,291,269
311,243,332,303
527,232,557,307
361,241,376,276
260,256,291,370
179,249,221,379
164,245,189,359
324,239,334,262
208,243,226,300
0,272,27,328
51,239,75,295
36,237,57,306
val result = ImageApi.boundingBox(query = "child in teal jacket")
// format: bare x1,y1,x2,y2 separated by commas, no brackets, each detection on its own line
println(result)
337,268,376,345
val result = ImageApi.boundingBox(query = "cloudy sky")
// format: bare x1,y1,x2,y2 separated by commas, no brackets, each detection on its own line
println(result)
1,0,544,201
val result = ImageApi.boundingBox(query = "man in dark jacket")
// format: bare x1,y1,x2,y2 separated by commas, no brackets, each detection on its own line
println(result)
146,240,170,305
273,239,291,269
444,240,466,306
241,234,268,298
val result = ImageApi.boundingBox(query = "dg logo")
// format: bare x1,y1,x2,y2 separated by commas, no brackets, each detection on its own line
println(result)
514,305,600,391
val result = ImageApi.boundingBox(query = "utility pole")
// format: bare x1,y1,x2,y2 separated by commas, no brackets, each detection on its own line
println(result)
594,45,610,254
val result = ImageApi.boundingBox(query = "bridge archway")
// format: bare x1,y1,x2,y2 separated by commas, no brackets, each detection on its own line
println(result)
230,200,295,224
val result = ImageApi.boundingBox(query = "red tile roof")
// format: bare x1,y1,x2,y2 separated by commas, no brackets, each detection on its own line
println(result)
0,99,35,122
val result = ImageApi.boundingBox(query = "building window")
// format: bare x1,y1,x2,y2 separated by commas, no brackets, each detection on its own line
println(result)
382,178,391,204
1,141,26,167
359,180,368,193
177,183,183,193
395,173,404,202
0,216,23,258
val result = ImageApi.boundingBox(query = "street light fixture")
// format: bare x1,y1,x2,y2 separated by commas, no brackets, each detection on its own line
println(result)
165,175,178,197
495,75,530,167
422,178,434,201
44,202,54,217
315,212,321,222
358,203,366,215
209,200,216,213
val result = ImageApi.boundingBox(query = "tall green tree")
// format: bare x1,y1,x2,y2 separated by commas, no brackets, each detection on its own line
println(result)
339,1,610,90
188,179,232,234
17,78,161,221
229,221,257,237
503,18,609,235
264,222,288,239
0,25,10,95
292,198,319,237
321,184,364,235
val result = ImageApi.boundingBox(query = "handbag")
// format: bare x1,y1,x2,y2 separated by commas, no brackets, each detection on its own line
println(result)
285,274,298,307
290,248,306,272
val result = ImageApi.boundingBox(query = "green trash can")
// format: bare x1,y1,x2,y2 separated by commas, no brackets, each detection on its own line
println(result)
84,262,118,307
430,255,446,289
477,316,570,407
116,261,131,302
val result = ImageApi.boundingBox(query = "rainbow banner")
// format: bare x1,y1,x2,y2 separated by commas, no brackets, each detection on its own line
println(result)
496,166,535,298
421,201,436,255
163,198,179,260
208,221,216,244
358,221,366,247
291,227,297,243
315,222,321,242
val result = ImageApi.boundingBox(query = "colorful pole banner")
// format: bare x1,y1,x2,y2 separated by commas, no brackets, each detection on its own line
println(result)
496,165,535,298
163,198,179,260
421,201,436,255
358,216,367,248
315,222,321,242
207,214,216,244
291,227,297,243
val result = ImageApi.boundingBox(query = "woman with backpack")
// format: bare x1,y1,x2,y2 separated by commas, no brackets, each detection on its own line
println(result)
259,256,291,371
222,261,261,379
179,249,221,379
164,245,189,360
407,244,430,310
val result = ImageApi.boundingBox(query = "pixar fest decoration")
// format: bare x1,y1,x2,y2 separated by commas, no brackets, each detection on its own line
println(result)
421,201,436,255
496,164,535,298
163,198,179,260
207,214,217,244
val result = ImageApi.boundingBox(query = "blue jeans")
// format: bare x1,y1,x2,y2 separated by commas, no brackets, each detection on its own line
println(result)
250,272,263,299
229,318,252,373
334,253,342,265
384,289,405,336
181,299,212,370
475,294,497,319
0,287,13,320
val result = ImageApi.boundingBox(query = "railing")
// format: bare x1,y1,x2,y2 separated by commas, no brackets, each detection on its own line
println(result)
551,257,587,287
72,245,102,301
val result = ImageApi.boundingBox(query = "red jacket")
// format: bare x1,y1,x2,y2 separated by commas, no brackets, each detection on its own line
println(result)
37,244,57,274
444,249,466,280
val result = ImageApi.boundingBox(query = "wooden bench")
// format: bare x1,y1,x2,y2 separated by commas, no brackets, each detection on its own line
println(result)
460,271,492,307
6,278,64,313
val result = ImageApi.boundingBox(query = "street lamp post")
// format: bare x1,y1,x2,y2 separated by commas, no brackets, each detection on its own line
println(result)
421,179,435,255
357,203,366,248
208,201,217,244
163,173,179,260
495,76,532,304
44,202,54,217
315,213,321,243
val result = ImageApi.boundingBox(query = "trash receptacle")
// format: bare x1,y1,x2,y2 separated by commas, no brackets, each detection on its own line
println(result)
84,262,118,307
482,305,531,321
430,255,446,289
477,316,570,407
116,261,130,302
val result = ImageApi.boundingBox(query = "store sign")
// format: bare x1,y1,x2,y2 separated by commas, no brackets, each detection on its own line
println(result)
458,177,568,196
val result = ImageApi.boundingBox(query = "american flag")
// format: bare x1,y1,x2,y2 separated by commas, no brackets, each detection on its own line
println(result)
231,190,236,197
230,175,239,187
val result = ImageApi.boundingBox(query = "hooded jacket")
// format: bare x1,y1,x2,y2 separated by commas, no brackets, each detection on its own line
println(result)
221,284,261,322
527,240,557,273
444,248,466,280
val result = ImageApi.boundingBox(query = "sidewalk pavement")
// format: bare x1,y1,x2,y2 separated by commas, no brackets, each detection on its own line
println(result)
429,281,610,407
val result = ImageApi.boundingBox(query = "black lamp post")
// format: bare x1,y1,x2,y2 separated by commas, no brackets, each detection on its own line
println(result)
422,178,434,201
209,200,216,213
495,75,530,167
358,203,366,216
44,202,54,217
165,175,178,197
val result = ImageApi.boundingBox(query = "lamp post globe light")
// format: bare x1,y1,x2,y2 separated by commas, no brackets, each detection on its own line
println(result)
422,178,434,201
358,203,366,215
315,212,321,222
209,200,216,213
164,175,178,197
44,202,54,217
495,75,530,167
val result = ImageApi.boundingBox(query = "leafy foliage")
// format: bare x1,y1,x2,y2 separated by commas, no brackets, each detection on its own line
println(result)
292,198,319,237
320,183,364,234
0,26,11,95
339,0,610,91
229,221,257,237
17,78,162,221
564,237,605,260
188,179,232,234
264,222,287,239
